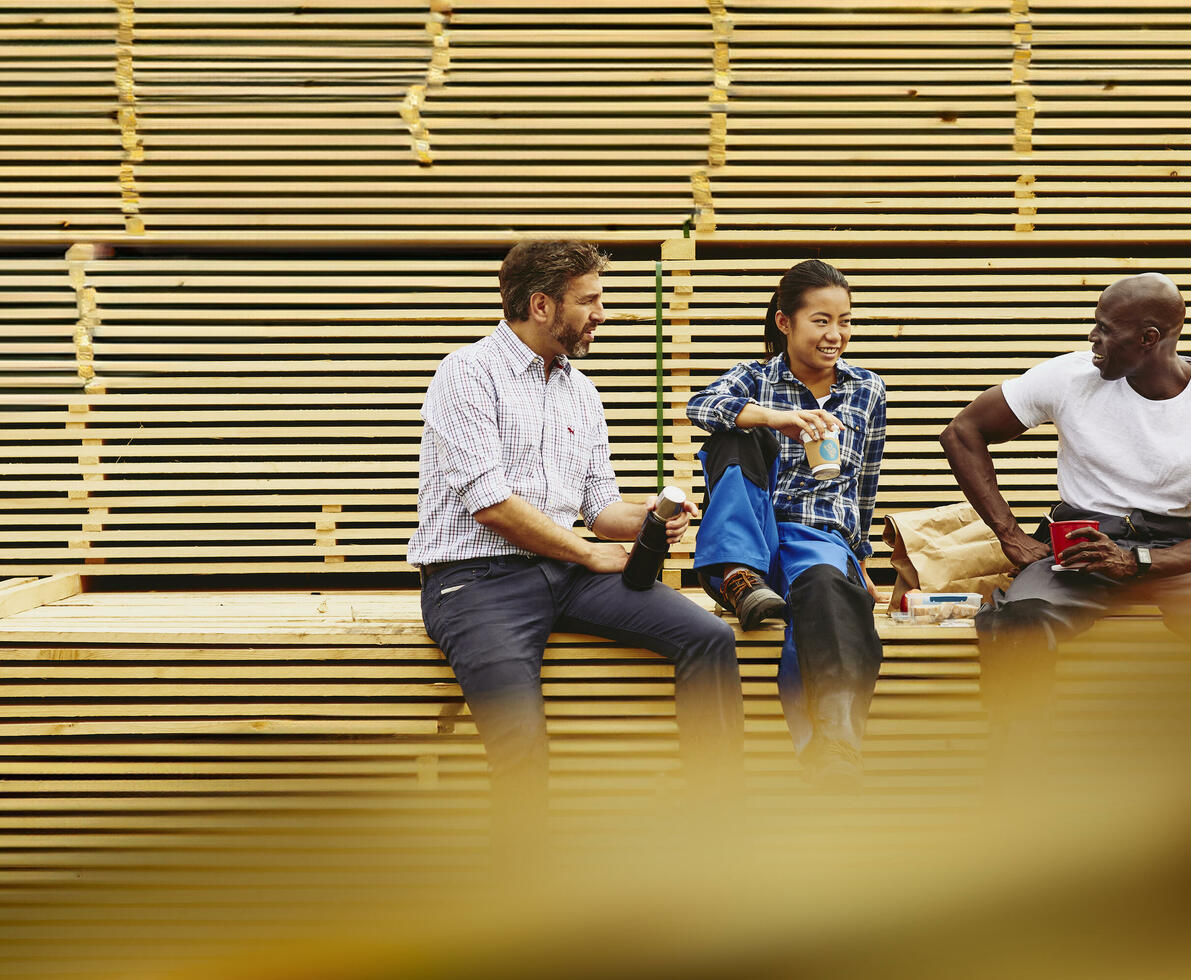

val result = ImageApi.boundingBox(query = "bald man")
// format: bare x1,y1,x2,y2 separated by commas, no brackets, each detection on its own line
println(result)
941,273,1191,760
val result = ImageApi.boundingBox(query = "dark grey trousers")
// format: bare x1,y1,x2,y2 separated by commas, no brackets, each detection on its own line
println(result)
420,555,745,837
975,546,1191,715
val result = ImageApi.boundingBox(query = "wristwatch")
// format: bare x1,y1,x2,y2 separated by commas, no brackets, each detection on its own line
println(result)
1131,545,1152,577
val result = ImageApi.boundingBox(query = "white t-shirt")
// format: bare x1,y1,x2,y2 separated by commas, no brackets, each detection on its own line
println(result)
1001,350,1191,519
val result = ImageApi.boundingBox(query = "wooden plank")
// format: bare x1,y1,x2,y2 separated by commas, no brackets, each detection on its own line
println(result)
0,574,81,619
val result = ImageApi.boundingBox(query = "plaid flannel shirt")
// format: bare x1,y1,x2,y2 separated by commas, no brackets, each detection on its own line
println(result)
407,322,621,565
686,354,886,559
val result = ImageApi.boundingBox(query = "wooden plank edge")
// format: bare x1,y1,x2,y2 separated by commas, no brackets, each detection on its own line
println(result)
0,573,82,620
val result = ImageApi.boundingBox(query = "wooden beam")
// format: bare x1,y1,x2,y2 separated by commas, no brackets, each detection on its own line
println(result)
0,574,82,619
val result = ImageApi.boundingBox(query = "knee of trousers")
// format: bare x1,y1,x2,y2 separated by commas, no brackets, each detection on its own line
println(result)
974,597,1061,651
675,615,740,688
787,562,871,614
786,564,882,676
700,427,778,493
698,614,739,663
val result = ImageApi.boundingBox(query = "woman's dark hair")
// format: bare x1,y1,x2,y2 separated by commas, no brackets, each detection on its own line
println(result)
763,259,851,359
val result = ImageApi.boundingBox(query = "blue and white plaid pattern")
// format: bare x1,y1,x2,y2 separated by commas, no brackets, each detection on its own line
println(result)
407,321,621,565
686,354,886,559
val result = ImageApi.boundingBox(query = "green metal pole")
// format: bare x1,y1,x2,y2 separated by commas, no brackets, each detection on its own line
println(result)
655,259,664,492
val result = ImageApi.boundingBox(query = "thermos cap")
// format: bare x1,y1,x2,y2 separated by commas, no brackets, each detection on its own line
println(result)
654,486,686,520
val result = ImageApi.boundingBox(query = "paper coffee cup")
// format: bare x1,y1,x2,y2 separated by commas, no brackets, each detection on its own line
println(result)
800,426,841,480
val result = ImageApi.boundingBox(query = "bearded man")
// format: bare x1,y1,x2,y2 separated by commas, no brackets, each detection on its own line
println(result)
408,240,744,844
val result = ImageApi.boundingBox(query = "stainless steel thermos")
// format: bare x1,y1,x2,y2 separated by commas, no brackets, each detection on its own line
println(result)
621,486,686,590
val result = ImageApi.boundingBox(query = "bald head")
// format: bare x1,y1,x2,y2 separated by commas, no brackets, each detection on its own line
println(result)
1100,273,1185,340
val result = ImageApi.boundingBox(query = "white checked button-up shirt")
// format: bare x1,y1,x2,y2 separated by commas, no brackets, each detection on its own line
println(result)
407,321,621,565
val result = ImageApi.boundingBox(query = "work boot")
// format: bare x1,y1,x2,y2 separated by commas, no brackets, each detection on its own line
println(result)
801,689,866,791
800,736,864,792
700,567,787,631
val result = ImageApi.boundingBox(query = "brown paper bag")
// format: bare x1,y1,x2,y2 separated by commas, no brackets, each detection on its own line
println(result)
882,502,1015,612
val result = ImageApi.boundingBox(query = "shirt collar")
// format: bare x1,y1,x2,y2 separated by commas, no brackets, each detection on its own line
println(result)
494,320,571,376
766,352,862,389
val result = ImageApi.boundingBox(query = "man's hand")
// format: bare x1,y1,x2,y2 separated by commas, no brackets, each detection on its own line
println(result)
1000,528,1051,570
646,494,700,545
582,541,629,574
1056,526,1137,580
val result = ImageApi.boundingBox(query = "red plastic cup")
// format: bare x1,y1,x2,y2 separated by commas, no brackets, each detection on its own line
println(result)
1049,519,1099,568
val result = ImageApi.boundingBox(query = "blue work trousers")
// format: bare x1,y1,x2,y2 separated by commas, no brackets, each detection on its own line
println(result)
694,431,882,754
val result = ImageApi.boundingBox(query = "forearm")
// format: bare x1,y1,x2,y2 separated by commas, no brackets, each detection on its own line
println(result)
858,558,878,601
590,499,648,542
1150,538,1191,579
473,494,596,564
733,402,781,430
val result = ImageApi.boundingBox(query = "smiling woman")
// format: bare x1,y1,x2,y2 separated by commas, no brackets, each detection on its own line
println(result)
684,259,888,790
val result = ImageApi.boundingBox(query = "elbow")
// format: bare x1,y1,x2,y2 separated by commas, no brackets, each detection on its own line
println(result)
938,420,958,454
939,418,967,459
472,498,511,532
940,416,991,469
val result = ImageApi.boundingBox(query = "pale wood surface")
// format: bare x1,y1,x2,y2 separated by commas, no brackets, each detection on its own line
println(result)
1,4,1189,972
0,587,1179,978
0,586,1176,854
2,1,1190,245
2,249,1187,577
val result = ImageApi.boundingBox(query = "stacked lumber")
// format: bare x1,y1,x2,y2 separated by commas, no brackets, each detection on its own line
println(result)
6,2,1188,246
662,251,1191,569
0,587,1179,892
0,588,984,824
3,245,1188,578
0,0,715,244
700,1,1191,244
0,248,670,575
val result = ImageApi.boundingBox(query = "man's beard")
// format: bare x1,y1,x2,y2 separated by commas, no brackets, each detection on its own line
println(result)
549,309,591,359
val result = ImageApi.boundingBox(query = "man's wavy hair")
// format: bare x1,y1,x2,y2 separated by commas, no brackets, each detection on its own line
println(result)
499,240,609,322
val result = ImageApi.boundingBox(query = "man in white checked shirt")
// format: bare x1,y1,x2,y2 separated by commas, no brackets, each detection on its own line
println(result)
408,240,744,843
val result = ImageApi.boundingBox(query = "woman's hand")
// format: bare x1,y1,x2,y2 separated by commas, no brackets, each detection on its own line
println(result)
768,407,844,442
859,560,879,603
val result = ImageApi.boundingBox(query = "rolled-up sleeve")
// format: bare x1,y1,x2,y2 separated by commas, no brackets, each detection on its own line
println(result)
579,408,621,529
422,355,511,514
686,361,761,433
